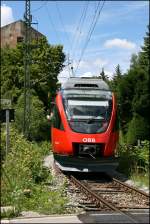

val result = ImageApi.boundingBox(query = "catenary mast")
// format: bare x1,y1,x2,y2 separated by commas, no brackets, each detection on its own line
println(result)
23,0,32,138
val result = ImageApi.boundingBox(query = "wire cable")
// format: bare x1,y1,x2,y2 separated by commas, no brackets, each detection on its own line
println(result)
69,1,87,55
74,1,101,72
44,3,62,44
71,1,89,61
31,1,48,13
74,0,105,74
55,1,72,49
44,2,71,77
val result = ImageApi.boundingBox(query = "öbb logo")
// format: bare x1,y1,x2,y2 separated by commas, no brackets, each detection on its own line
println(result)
82,138,96,143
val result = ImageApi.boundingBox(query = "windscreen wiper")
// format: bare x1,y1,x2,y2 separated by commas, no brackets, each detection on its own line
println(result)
87,116,104,124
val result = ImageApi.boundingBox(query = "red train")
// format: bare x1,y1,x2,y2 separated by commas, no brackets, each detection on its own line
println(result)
50,77,119,172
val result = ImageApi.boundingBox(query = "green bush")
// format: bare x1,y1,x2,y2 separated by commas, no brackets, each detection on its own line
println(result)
126,114,149,145
15,93,50,141
1,128,68,216
117,140,149,175
1,126,6,161
2,128,50,204
21,185,68,214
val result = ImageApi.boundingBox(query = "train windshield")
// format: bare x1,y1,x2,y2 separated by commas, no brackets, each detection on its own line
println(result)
64,99,112,134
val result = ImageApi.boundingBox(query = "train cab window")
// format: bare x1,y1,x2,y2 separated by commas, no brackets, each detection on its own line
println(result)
63,98,113,134
52,105,64,130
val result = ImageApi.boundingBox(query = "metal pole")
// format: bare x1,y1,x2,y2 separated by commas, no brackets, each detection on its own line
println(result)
6,109,10,158
24,0,32,138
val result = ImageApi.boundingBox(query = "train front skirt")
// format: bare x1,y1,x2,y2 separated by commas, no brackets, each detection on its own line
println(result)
54,154,119,172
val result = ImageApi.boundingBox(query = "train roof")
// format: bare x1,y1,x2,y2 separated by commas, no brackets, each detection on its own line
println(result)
61,77,110,91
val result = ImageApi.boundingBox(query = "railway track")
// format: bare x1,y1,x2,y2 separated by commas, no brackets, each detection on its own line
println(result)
67,172,149,223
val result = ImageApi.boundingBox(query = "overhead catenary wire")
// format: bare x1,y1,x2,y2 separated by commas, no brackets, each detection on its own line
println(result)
70,1,89,61
72,1,102,73
74,0,104,73
55,1,72,49
70,1,89,57
31,1,48,13
55,1,74,77
74,0,105,74
25,2,77,89
31,73,59,86
31,56,70,85
94,1,100,13
44,2,73,76
31,64,69,86
44,3,62,44
33,1,105,78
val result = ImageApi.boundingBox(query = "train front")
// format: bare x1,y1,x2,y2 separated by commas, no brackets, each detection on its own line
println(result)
51,78,119,172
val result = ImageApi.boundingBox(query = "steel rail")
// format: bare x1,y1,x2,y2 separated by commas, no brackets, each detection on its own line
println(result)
69,175,138,223
70,175,118,211
112,177,149,198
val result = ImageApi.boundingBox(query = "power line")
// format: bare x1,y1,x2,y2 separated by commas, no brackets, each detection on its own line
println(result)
55,1,73,78
74,0,105,74
55,1,71,49
73,1,102,72
44,1,72,78
31,61,70,86
31,1,48,13
69,1,87,55
75,1,102,70
44,3,62,44
71,1,89,60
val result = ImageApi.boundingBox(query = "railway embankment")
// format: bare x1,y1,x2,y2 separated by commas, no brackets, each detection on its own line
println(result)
1,128,81,219
1,127,149,220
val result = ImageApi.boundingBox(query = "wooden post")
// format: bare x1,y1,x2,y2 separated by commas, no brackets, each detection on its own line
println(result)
6,109,10,158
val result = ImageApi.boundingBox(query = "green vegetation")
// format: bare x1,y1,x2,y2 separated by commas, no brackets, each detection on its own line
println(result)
130,172,149,188
15,93,49,141
118,27,149,185
1,128,69,218
102,26,149,185
1,35,69,218
117,140,149,174
1,22,149,218
126,115,149,145
112,26,150,143
1,37,65,141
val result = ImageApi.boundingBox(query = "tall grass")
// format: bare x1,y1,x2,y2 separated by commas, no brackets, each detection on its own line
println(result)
117,140,149,187
1,127,69,218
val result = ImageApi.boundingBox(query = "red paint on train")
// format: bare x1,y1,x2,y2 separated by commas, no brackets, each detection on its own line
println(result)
50,78,119,171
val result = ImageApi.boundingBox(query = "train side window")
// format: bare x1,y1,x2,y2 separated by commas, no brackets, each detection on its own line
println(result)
52,105,64,130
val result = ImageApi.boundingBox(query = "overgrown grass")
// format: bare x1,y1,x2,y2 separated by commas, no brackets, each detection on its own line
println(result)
1,127,69,218
1,208,20,219
117,140,149,188
130,172,149,188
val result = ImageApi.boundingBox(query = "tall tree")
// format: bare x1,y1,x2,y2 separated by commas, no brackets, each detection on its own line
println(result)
115,26,150,143
99,68,109,85
115,64,122,78
131,25,150,125
1,37,65,110
109,64,122,94
112,65,122,89
1,37,65,140
139,25,150,68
